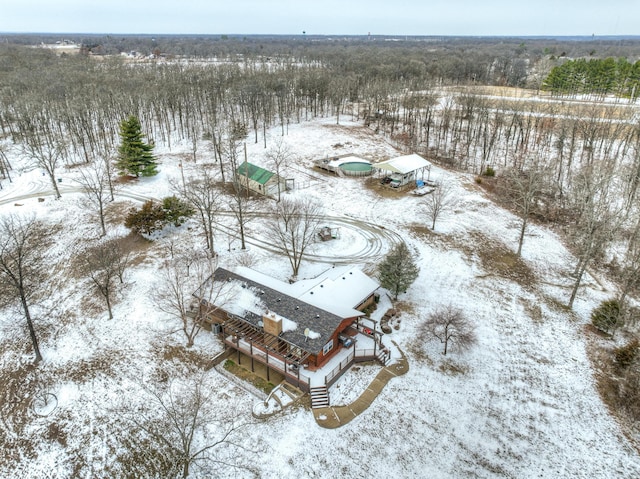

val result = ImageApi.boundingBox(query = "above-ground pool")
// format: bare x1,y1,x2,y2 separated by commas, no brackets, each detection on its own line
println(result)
339,162,372,176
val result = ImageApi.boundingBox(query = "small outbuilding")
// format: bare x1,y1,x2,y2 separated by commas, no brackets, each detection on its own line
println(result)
374,153,432,188
236,161,287,198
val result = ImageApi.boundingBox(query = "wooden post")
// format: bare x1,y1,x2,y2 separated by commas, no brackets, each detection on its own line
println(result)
244,143,250,198
236,333,240,364
373,330,378,356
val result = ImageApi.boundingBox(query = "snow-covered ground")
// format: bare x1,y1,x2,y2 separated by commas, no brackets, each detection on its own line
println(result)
1,117,639,478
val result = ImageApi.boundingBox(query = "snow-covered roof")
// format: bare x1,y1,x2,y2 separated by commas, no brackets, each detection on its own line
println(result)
233,266,293,296
295,265,380,311
374,153,431,174
235,265,379,316
207,266,379,353
223,280,266,317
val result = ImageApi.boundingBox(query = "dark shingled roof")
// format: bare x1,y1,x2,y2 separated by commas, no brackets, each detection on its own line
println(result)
213,268,352,355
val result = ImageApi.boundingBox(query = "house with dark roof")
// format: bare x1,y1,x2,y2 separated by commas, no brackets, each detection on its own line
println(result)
235,161,286,198
198,266,383,392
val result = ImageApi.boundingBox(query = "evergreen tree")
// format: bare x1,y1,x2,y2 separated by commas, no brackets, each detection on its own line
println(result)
377,242,419,300
542,57,639,99
116,115,158,177
162,195,195,227
591,299,621,335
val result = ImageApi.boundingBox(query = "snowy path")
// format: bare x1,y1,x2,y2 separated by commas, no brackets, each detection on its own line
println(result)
0,182,401,265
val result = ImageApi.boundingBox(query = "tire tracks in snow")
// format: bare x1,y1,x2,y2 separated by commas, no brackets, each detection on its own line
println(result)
0,184,402,265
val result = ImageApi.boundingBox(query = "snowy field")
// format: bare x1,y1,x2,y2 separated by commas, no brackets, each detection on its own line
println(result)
1,117,639,478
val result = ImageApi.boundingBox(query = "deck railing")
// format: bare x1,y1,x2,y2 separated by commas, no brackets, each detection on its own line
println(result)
324,348,379,388
325,350,355,387
224,328,384,393
224,336,311,391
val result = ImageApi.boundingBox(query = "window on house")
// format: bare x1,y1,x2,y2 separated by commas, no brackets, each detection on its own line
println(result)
323,339,333,356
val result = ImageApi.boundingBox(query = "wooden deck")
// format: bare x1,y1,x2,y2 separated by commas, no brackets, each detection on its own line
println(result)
222,316,312,391
220,316,390,394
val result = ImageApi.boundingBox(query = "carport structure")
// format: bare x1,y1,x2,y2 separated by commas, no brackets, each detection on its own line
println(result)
374,153,432,187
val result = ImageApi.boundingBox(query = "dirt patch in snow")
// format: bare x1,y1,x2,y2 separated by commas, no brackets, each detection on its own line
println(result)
465,231,537,286
117,232,154,263
585,327,640,454
438,358,469,376
151,343,212,372
477,243,536,285
53,350,129,383
105,201,136,227
407,224,440,247
0,354,46,465
362,176,411,199
223,358,278,395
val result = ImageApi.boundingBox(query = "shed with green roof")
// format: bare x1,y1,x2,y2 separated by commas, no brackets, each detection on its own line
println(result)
236,161,285,198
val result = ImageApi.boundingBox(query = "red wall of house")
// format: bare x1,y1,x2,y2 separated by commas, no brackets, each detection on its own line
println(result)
314,317,357,368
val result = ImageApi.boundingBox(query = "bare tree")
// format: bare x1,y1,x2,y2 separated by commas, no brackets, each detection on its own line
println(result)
189,120,202,164
0,214,53,363
419,304,476,355
264,138,293,202
77,160,113,236
96,147,118,202
208,122,229,184
0,144,13,189
567,164,623,308
424,182,455,231
121,375,255,479
500,167,548,256
617,217,640,313
81,239,129,320
180,167,221,253
267,196,323,279
22,136,65,199
227,139,254,251
155,252,228,347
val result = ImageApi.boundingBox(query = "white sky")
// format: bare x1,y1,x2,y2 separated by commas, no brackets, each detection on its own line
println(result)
1,0,638,36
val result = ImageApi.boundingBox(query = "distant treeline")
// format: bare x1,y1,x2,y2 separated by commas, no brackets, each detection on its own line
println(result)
542,57,640,100
3,33,640,89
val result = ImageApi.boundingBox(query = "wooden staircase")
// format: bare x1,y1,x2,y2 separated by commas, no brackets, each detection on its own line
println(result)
377,349,390,366
280,381,305,404
310,386,330,408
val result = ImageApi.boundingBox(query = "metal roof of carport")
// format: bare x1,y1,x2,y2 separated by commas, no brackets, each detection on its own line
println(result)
374,153,431,174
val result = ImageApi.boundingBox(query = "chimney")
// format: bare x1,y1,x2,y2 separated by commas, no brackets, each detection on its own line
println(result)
263,311,282,336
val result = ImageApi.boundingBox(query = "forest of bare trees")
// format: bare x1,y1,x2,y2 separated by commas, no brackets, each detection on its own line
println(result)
2,33,640,477
1,34,640,308
1,37,640,304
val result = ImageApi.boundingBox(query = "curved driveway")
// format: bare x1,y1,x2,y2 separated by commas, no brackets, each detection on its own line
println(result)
0,183,402,265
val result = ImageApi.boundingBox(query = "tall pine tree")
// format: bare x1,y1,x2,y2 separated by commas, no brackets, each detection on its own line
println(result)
377,242,419,300
116,115,158,177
